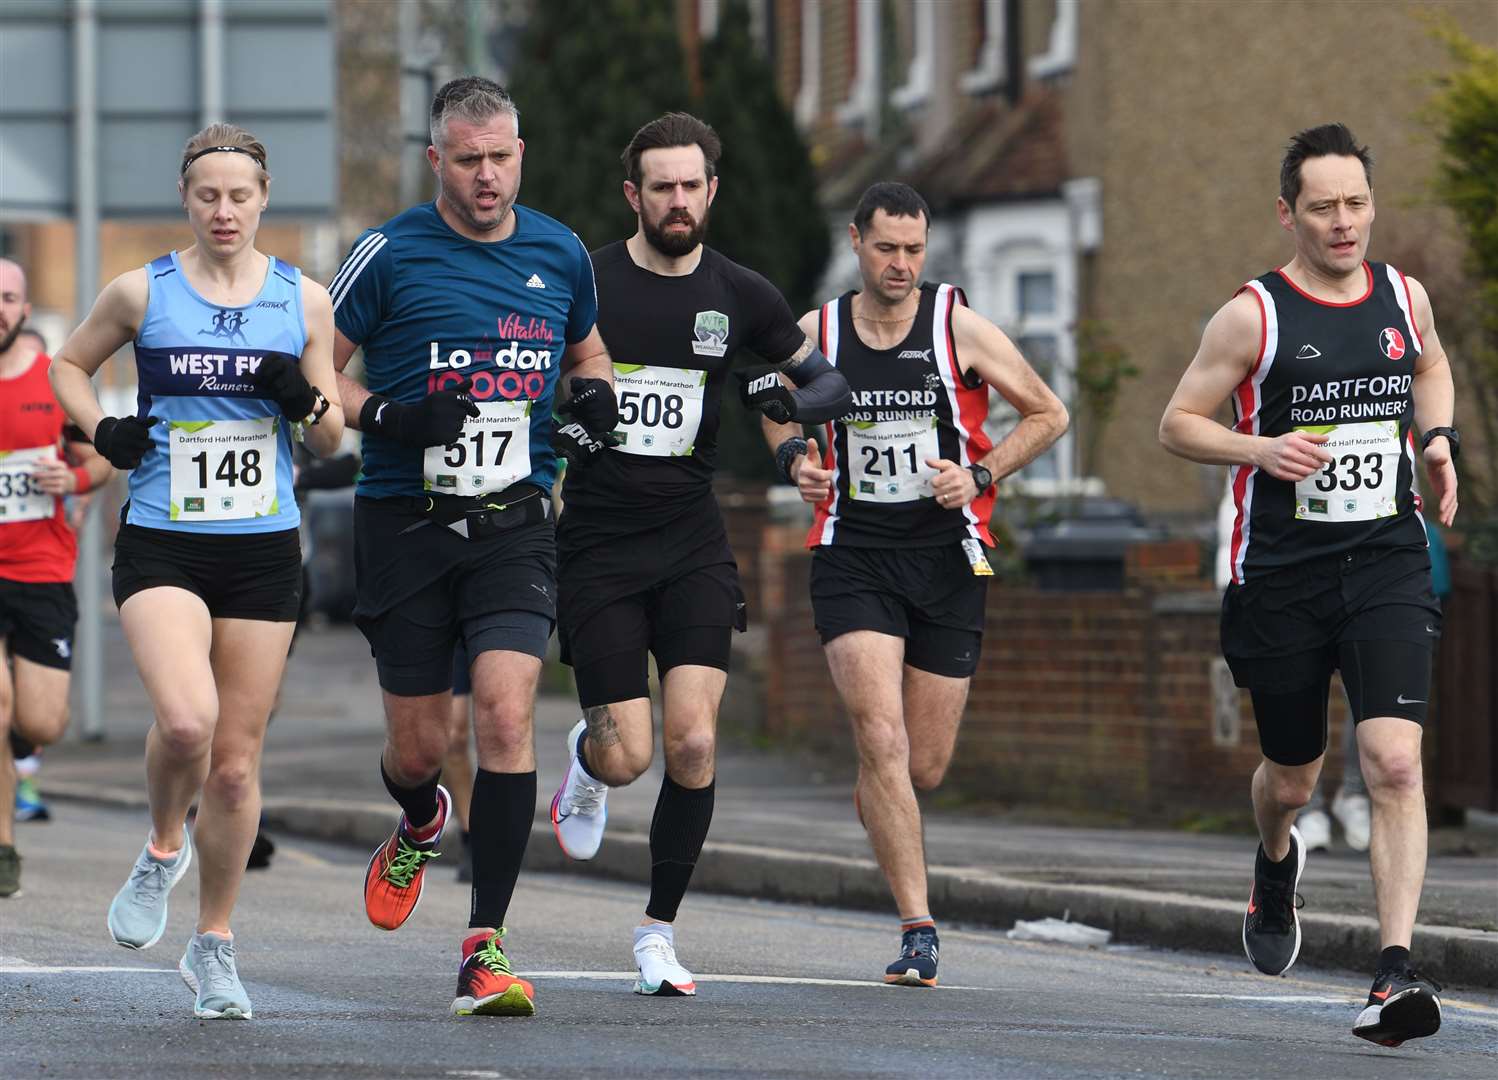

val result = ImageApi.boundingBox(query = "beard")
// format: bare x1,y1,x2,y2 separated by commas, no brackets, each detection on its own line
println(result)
642,207,708,257
443,177,515,235
0,316,25,356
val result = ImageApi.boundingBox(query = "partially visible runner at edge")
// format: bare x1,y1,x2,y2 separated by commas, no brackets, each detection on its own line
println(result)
48,123,344,1020
0,261,114,898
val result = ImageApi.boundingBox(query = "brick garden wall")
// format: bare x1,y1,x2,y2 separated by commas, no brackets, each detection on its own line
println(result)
741,529,1359,824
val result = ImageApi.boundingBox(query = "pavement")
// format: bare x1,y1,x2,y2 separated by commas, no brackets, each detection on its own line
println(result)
27,614,1498,989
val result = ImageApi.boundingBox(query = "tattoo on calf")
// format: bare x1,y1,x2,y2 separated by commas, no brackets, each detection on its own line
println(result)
585,705,621,748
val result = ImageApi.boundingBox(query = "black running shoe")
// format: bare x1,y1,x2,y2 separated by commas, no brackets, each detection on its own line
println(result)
1242,825,1305,976
1353,965,1442,1047
246,829,275,871
884,924,939,987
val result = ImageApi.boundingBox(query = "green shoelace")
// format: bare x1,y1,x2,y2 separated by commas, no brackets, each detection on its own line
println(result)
475,930,515,975
381,836,440,888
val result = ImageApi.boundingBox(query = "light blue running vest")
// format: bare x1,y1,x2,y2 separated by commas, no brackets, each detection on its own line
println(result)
127,251,306,533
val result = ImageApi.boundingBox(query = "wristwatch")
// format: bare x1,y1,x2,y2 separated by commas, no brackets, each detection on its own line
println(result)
302,389,332,427
967,463,994,493
1420,427,1460,460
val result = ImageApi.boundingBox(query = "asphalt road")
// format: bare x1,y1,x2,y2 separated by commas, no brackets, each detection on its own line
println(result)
3,805,1496,1079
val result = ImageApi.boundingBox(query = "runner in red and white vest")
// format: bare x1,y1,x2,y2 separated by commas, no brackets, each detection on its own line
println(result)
0,258,114,899
761,181,1067,989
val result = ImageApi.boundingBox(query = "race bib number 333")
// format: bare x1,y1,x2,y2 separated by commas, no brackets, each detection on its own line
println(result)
0,446,59,523
1294,420,1401,522
169,418,279,521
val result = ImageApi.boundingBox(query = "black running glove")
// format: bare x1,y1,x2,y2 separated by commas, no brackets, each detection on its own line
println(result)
735,365,797,424
91,415,160,469
559,377,619,434
255,353,318,420
360,376,480,448
553,419,619,467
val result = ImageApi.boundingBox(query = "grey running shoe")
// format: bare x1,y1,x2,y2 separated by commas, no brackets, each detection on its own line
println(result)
108,831,193,949
0,843,20,898
179,931,253,1019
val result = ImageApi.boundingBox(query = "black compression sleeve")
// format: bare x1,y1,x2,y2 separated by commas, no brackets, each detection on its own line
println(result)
781,347,851,424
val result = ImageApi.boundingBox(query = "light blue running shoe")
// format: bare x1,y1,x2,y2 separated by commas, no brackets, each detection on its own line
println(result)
179,931,253,1019
107,831,193,950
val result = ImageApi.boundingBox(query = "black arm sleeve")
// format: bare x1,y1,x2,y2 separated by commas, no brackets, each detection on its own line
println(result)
780,347,851,424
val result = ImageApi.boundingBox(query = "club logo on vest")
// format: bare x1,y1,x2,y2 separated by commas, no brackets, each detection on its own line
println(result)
1379,327,1406,361
692,310,729,357
201,309,249,346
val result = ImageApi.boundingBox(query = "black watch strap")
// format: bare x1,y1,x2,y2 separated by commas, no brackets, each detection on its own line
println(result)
967,463,993,491
1421,427,1459,459
304,389,332,426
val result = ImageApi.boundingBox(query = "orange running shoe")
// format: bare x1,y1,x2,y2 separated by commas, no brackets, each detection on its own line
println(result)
451,929,536,1017
363,785,450,931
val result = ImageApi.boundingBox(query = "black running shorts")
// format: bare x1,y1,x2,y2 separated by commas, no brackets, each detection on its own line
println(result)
353,495,556,697
0,578,78,670
1222,545,1440,688
557,494,745,708
1222,544,1440,766
809,542,987,678
112,524,302,622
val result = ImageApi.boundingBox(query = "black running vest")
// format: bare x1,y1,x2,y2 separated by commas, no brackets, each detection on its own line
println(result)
1226,262,1427,583
806,283,995,548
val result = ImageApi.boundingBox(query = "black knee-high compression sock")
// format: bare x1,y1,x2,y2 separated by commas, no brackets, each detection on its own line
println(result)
645,774,716,923
380,759,441,832
469,768,536,929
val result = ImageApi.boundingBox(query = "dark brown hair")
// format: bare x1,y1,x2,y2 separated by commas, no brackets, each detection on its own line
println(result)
1280,123,1372,208
621,112,721,188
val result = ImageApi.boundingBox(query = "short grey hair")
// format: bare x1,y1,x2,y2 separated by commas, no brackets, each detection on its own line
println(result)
429,76,520,150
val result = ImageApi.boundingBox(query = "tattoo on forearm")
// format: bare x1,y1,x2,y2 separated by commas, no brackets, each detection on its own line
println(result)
584,704,621,748
776,337,815,371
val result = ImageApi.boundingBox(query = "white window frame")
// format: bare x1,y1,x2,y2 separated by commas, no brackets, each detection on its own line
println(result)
835,0,881,139
794,0,822,128
890,0,936,111
960,0,1006,94
697,0,720,38
963,201,1078,490
1029,0,1079,79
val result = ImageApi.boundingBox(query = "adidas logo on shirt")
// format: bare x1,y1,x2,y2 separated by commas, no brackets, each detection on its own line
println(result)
526,274,546,289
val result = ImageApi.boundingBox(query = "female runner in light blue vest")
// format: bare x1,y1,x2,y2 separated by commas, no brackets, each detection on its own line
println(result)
49,123,343,1020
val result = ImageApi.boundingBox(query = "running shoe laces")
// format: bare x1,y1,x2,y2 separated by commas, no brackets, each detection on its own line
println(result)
474,930,517,977
562,774,608,817
900,926,939,963
198,938,240,993
1252,876,1302,935
124,858,178,908
1377,964,1443,996
635,934,675,965
381,834,440,889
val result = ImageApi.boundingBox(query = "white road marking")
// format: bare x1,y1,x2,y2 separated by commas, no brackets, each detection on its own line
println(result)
523,970,996,991
0,965,176,974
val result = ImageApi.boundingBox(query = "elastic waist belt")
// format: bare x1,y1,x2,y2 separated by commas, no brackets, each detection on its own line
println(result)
387,484,551,540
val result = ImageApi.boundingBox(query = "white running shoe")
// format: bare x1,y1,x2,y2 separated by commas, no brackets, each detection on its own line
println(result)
633,923,696,996
1296,809,1331,852
550,720,609,860
1332,789,1371,852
